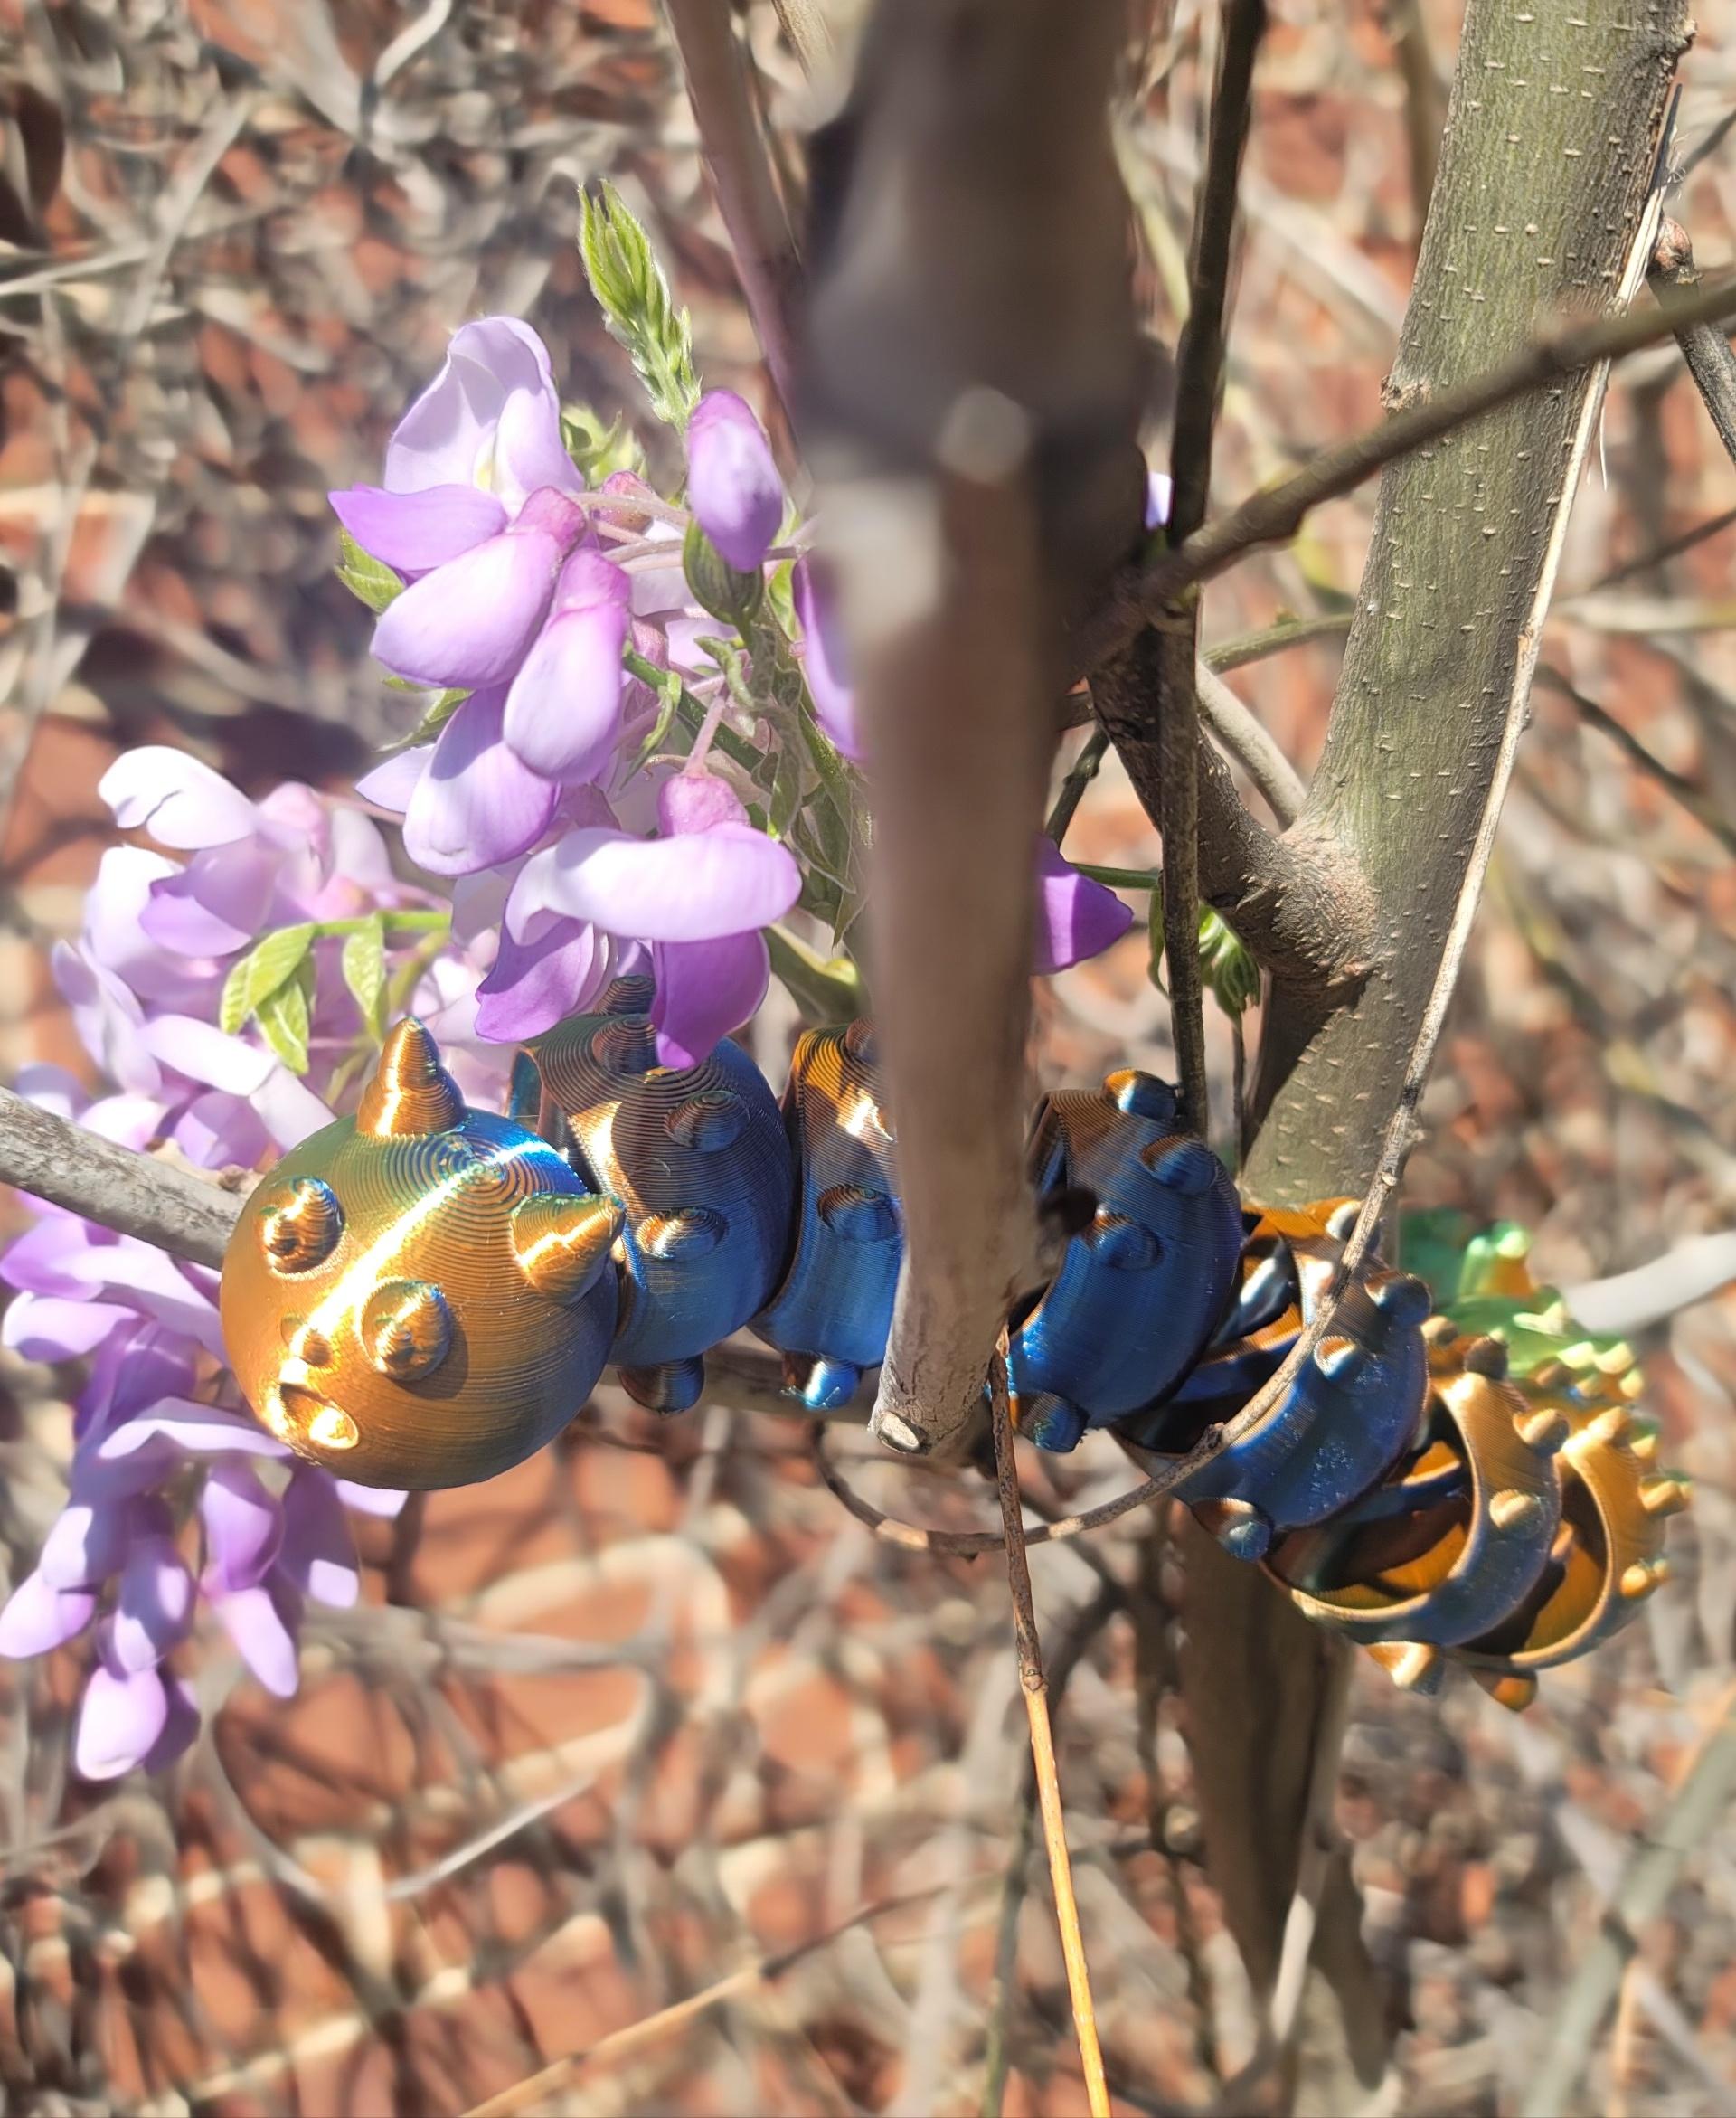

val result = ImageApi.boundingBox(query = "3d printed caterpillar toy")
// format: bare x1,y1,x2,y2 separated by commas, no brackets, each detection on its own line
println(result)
219,979,1686,1705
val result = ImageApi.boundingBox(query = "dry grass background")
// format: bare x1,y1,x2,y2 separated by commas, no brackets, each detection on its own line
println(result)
4,1,1736,2112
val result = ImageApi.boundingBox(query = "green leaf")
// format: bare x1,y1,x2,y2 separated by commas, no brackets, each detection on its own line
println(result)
335,528,406,614
561,402,646,484
1198,907,1260,1017
577,181,700,430
684,518,763,625
220,924,316,1035
765,924,866,1026
341,915,388,1040
376,687,469,758
255,972,312,1073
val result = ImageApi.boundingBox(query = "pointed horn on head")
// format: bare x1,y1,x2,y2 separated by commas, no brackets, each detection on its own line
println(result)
356,1018,465,1139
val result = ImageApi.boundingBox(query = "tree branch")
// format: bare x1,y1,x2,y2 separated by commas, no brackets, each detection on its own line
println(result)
663,0,802,416
1074,268,1736,678
1150,0,1268,1134
1197,658,1304,826
1650,217,1736,473
0,1084,241,1272
1538,661,1736,862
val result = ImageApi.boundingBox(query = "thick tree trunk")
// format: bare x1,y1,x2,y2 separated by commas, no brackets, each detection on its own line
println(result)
1181,0,1692,2073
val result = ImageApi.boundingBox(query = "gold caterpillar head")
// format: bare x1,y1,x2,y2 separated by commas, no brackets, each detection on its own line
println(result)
220,1020,622,1490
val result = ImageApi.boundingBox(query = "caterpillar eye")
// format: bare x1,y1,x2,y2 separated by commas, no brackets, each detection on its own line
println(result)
259,1178,343,1274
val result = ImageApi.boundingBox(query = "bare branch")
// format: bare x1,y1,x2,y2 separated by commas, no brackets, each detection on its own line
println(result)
0,1084,242,1272
1148,0,1268,1135
1523,1684,1736,2118
662,0,802,414
1538,661,1736,863
1196,658,1304,827
1651,218,1736,474
987,1347,1109,2118
1076,269,1736,678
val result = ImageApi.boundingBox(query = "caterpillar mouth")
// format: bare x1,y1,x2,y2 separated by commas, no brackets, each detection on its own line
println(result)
271,1382,360,1454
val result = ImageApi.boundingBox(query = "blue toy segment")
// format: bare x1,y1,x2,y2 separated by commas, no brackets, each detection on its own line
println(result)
754,1020,901,1406
516,978,794,1406
1171,1264,1431,1537
1006,1069,1243,1451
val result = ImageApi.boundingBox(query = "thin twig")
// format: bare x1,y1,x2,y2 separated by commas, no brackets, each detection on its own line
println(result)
662,0,801,417
1046,727,1109,843
1651,220,1736,471
1538,661,1736,861
1155,0,1267,1134
987,1347,1109,2118
1523,1683,1736,2118
1077,269,1736,676
465,1880,953,2118
1203,609,1352,673
772,0,832,74
1196,658,1304,826
979,1580,1120,2117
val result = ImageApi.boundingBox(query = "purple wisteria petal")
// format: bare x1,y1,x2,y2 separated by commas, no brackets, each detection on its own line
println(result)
329,483,506,573
52,944,163,1096
3,1293,134,1362
56,1238,224,1357
108,1535,194,1674
492,383,582,514
0,1570,95,1656
75,1656,169,1780
371,525,562,688
215,1584,300,1697
502,552,630,783
354,747,429,818
99,1401,290,1464
1032,837,1135,975
792,559,861,761
172,1091,270,1172
140,840,281,959
88,847,218,1004
278,1472,361,1607
331,1480,409,1519
686,391,783,571
39,1498,134,1590
658,772,745,837
141,1676,200,1773
1,1219,101,1299
474,914,608,1042
384,317,573,507
1146,469,1174,531
14,1063,83,1121
201,1462,284,1593
80,1095,167,1151
402,688,559,877
99,748,259,850
251,1070,335,1153
142,1016,271,1095
650,931,769,1069
514,823,800,945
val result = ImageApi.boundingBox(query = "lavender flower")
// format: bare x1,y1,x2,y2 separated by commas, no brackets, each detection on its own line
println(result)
685,391,783,571
0,753,429,1777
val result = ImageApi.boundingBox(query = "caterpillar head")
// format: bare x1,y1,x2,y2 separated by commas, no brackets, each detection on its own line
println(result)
220,1021,622,1490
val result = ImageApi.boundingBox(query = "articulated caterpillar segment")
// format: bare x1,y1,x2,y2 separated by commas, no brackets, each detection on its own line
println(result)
1118,1200,1431,1551
1005,1068,1243,1454
514,975,795,1415
1266,1338,1562,1649
751,1020,901,1411
221,1019,618,1490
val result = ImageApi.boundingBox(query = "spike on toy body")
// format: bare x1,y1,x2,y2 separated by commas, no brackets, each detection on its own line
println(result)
1004,1068,1243,1451
752,1021,901,1411
221,1020,619,1489
514,977,794,1414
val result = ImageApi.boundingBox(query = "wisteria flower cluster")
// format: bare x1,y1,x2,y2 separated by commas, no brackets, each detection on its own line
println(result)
0,185,1137,1778
0,759,478,1774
